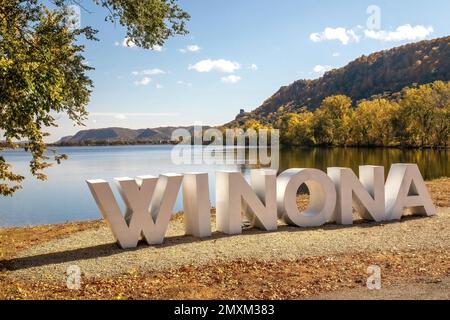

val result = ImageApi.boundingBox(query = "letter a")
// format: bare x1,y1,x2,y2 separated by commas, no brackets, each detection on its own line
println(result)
385,164,436,220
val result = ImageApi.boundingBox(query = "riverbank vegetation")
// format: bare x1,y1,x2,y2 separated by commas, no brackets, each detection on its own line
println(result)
243,81,450,148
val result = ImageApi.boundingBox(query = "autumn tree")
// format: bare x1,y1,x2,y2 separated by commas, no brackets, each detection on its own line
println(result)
243,119,269,132
397,81,450,147
267,81,450,148
241,119,276,146
277,112,314,146
421,81,450,148
312,95,352,146
351,99,399,146
0,0,190,196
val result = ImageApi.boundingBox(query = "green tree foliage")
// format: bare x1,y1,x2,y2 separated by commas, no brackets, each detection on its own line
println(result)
90,0,189,49
0,0,189,196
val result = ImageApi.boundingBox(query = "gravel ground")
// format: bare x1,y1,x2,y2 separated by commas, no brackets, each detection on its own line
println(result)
312,276,450,300
5,207,450,283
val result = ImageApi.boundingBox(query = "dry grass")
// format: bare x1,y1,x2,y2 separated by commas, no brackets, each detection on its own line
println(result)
426,178,450,208
0,249,448,300
0,220,105,261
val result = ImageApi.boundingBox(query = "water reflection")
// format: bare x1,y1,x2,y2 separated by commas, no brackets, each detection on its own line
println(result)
0,145,448,226
278,147,450,180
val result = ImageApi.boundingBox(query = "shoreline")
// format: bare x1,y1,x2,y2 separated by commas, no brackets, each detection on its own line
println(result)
2,143,450,150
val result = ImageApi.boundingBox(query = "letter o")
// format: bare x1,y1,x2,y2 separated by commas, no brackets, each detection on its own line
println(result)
277,169,336,227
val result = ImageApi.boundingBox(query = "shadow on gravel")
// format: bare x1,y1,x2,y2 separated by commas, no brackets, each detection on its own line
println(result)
1,214,434,271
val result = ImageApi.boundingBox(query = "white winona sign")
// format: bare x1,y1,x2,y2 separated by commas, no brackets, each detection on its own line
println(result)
87,163,436,249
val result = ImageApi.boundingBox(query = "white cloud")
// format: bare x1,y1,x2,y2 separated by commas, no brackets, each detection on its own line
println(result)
133,68,165,76
189,59,241,73
310,27,360,45
143,68,165,75
221,75,242,84
364,24,433,42
332,52,340,57
177,80,193,87
114,114,127,120
156,84,163,89
122,38,162,51
114,41,120,46
180,45,201,53
310,24,433,45
134,77,152,86
122,37,136,48
313,65,333,74
250,63,258,71
187,45,201,52
151,45,163,52
91,112,181,117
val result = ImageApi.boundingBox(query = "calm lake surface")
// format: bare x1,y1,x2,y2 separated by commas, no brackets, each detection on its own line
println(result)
1,145,449,227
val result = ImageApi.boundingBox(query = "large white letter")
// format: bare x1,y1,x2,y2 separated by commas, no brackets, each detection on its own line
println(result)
277,169,336,227
87,173,183,248
244,170,278,231
182,173,212,238
385,164,436,220
327,166,385,224
216,170,277,235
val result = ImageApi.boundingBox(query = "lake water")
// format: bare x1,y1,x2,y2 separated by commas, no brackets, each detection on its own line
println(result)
1,145,449,227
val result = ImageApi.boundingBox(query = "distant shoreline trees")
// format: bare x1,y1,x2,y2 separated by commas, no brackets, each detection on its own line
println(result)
245,81,450,149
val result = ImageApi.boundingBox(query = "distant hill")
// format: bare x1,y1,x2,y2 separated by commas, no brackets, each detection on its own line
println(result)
56,126,208,145
228,36,450,126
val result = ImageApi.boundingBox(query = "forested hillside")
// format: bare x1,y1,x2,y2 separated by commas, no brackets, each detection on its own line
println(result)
238,81,450,148
229,36,450,126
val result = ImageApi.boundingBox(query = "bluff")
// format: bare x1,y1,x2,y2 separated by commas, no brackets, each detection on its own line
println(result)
229,36,450,126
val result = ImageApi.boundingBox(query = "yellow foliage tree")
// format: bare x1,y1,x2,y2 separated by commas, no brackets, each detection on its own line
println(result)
313,95,353,146
398,81,450,147
277,112,314,146
352,99,399,146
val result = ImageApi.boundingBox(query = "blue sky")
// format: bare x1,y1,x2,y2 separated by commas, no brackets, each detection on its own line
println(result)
49,0,450,141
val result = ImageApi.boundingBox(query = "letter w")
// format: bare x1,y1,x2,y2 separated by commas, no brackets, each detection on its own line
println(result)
87,174,183,248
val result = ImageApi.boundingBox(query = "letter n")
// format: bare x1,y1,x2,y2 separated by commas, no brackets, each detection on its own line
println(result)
328,166,385,224
216,170,277,235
